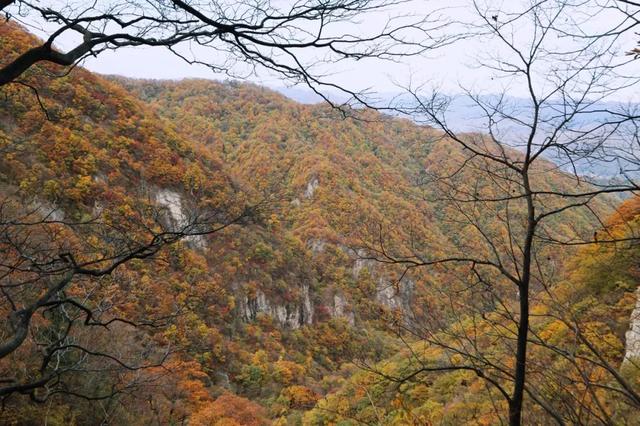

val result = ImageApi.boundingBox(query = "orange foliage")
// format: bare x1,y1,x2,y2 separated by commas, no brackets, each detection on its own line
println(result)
189,394,269,426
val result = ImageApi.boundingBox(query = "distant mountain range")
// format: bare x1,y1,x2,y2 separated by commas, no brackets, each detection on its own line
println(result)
273,85,638,181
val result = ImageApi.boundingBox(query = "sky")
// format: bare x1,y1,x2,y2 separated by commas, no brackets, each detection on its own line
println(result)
78,0,472,94
11,0,506,97
12,0,640,103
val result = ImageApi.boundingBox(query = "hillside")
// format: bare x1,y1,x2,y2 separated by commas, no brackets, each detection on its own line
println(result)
305,197,640,424
1,21,635,425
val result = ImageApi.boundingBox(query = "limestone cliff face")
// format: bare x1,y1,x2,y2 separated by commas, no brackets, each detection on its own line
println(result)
351,248,415,314
236,283,313,329
304,177,319,199
230,237,416,329
154,188,206,248
332,292,355,325
155,189,186,228
376,278,415,314
624,287,640,362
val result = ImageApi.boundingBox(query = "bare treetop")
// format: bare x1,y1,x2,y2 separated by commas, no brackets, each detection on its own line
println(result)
0,0,457,105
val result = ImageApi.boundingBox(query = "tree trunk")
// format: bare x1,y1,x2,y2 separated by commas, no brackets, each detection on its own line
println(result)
510,170,535,425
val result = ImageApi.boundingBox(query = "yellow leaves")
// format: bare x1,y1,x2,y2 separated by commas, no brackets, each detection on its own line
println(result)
251,349,269,366
116,203,136,219
196,323,210,339
43,179,61,198
183,163,207,192
391,395,404,410
109,135,133,150
408,383,431,403
18,176,37,193
333,392,352,415
7,30,640,425
280,385,320,409
273,360,304,385
163,324,179,342
538,319,569,346
67,175,94,201
267,213,281,229
616,291,638,314
449,353,464,365
252,241,274,262
72,153,97,176
530,303,549,316
581,321,623,359
414,400,444,424
86,235,101,249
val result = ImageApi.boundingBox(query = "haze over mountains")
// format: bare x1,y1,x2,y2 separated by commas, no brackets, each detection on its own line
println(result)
273,86,639,180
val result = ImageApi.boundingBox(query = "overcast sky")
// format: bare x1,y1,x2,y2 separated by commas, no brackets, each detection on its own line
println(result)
15,0,640,102
78,0,471,92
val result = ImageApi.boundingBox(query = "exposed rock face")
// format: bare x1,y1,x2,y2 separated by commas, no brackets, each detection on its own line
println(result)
156,189,186,227
302,283,313,324
234,242,416,328
33,200,64,221
238,284,314,329
304,177,319,198
376,278,415,313
332,292,355,325
154,188,205,248
352,249,376,278
214,371,232,390
351,249,414,312
307,239,326,254
624,287,640,362
93,200,104,217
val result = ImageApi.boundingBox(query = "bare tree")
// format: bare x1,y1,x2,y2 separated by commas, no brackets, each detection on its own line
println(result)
0,0,457,105
0,0,456,411
352,0,640,423
0,184,260,404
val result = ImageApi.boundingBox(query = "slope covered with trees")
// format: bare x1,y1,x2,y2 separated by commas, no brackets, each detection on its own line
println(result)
1,20,635,425
304,195,640,424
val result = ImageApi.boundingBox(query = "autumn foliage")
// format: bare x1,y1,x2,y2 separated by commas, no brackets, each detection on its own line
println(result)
1,20,639,425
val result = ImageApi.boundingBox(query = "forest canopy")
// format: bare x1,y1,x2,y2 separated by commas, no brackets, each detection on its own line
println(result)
2,1,640,425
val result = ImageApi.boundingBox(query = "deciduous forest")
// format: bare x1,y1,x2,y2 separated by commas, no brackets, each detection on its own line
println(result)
2,0,640,425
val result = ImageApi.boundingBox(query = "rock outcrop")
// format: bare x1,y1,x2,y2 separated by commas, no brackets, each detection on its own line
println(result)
154,188,205,248
624,287,640,362
237,284,314,329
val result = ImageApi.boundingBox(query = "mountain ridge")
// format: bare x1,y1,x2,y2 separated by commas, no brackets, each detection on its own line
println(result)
1,21,634,425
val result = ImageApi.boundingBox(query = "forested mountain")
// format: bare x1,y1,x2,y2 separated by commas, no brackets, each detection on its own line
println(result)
1,21,639,425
